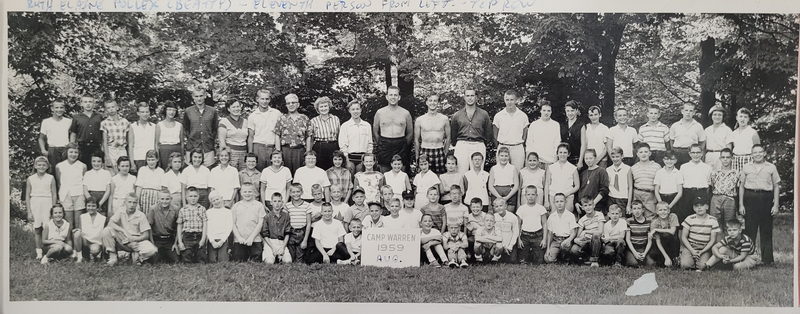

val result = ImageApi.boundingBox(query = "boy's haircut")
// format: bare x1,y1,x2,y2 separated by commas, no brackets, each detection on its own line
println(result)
391,154,403,163
587,105,601,114
347,99,361,110
448,222,462,230
554,192,566,199
127,192,139,199
655,201,670,209
470,151,484,159
584,148,596,158
726,219,742,229
648,104,661,112
305,150,317,157
208,190,224,202
449,185,462,192
610,146,624,155
186,186,199,193
241,182,255,189
689,143,702,151
525,185,538,193
470,197,483,205
311,183,323,192
526,151,539,160
421,213,433,221
367,202,383,209
321,202,333,208
137,102,150,112
245,153,258,162
271,150,283,158
663,150,677,159
90,149,106,160
497,146,510,155
427,186,439,193
537,99,552,109
350,218,362,225
380,184,394,193
445,154,457,163
145,149,159,160
51,100,65,107
401,190,414,200
330,184,342,192
751,143,764,151
116,155,131,166
271,192,283,200
418,153,430,163
387,86,400,93
631,200,643,208
637,142,651,151
50,203,65,215
682,103,696,110
564,100,580,110
580,195,593,204
390,198,402,205
352,188,365,196
290,182,303,191
692,196,708,207
720,148,733,156
85,196,98,206
504,90,519,98
331,150,345,161
608,204,621,213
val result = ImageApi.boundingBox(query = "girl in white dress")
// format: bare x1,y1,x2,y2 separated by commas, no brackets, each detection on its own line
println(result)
26,156,57,259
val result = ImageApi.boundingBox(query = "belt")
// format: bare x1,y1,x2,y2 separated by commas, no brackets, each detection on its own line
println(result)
314,140,337,143
228,144,247,150
282,145,305,149
521,229,543,235
634,187,654,192
673,147,690,150
156,235,175,239
458,139,485,143
706,149,722,153
499,142,523,146
684,187,708,191
183,231,202,236
734,154,751,157
745,189,772,193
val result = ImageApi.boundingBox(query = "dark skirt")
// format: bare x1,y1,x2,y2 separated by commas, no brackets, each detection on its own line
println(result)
312,141,340,170
158,143,182,171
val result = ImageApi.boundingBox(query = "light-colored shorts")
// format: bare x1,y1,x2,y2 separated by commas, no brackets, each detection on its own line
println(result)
30,196,53,228
61,194,86,212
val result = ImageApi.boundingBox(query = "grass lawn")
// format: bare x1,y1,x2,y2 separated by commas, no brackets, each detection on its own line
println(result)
8,215,795,306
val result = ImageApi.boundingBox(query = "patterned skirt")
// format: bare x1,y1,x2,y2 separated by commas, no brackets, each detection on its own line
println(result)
138,188,160,215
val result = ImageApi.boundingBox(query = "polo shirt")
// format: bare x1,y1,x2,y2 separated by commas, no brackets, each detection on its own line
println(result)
607,125,639,158
40,117,73,147
704,124,733,151
680,161,712,188
638,122,669,151
602,219,629,240
742,161,780,191
338,119,373,154
183,105,219,152
721,234,754,255
181,165,211,189
247,106,282,145
83,168,112,192
653,167,682,194
309,114,340,142
546,210,578,238
492,108,529,145
516,203,547,232
450,107,493,144
669,119,705,148
206,206,233,241
146,206,179,237
681,214,720,250
208,165,241,201
177,204,207,233
110,209,151,237
606,163,631,199
525,119,561,163
547,161,577,195
231,200,267,242
631,161,661,191
726,126,759,155
69,112,104,145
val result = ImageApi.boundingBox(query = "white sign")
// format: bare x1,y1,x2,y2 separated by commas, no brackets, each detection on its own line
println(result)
361,228,421,268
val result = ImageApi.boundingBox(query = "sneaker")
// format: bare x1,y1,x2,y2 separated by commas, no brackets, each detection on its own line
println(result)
590,262,600,267
76,255,83,263
40,257,49,264
448,261,457,268
459,261,469,268
695,268,703,272
430,261,441,267
612,262,623,268
106,253,118,266
490,255,501,262
475,255,484,262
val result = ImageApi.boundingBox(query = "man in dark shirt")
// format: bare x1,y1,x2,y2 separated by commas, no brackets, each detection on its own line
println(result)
146,190,180,263
560,100,586,168
450,88,493,175
183,85,219,167
69,96,104,166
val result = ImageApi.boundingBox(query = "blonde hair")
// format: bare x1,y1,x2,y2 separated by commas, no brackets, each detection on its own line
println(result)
33,156,50,172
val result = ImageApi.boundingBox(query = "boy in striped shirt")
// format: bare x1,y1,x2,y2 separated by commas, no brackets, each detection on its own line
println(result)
680,197,720,271
625,200,654,266
704,219,759,270
285,183,312,263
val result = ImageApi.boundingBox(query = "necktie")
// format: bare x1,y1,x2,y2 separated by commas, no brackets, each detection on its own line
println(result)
614,169,620,191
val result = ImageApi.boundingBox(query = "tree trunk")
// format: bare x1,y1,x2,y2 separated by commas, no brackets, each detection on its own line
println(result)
699,36,716,125
384,58,393,90
597,14,626,125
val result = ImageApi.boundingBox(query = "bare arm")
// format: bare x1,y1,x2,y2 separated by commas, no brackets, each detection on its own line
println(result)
414,119,421,161
443,117,451,152
404,112,414,144
373,111,382,146
39,134,48,155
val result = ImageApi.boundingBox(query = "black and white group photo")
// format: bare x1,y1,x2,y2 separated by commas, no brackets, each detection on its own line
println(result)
5,11,798,306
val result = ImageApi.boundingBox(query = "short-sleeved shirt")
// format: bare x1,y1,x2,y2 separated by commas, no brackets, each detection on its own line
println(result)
79,213,106,244
338,119,373,154
444,203,469,226
577,212,606,237
362,215,385,229
721,234,754,255
350,204,370,222
69,112,104,145
585,123,610,155
327,167,354,195
650,213,679,230
653,167,682,194
420,228,443,245
413,171,441,205
439,173,464,201
111,174,137,199
110,209,151,237
704,124,733,151
742,161,781,191
547,161,577,195
208,165,241,201
464,170,490,205
181,165,211,189
421,203,446,230
681,214,720,250
309,114,340,142
399,208,422,226
100,117,130,147
207,207,233,241
331,202,353,224
711,168,739,197
626,216,650,249
607,125,639,158
669,119,705,148
492,108,529,145
260,166,292,201
231,200,267,242
286,200,311,229
177,204,207,233
56,160,86,199
136,166,165,190
680,161,712,188
443,232,468,250
606,163,631,199
727,126,759,155
525,119,561,163
275,114,311,148
219,116,249,146
247,107,283,145
355,171,384,203
384,170,409,198
183,105,219,152
602,219,629,240
631,161,661,191
161,170,183,194
344,232,362,253
40,117,73,147
382,215,412,229
130,122,156,160
294,166,332,199
83,169,112,192
239,169,262,194
516,203,547,233
546,210,578,237
638,122,670,151
146,207,179,237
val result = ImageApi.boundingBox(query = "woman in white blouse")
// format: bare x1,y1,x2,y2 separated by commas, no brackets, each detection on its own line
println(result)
218,100,249,171
155,101,184,171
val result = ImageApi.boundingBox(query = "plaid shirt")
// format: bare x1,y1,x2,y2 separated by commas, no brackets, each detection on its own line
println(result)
326,167,353,194
239,169,262,193
275,114,310,148
711,168,739,197
177,204,207,233
309,114,340,142
101,116,130,147
183,105,219,152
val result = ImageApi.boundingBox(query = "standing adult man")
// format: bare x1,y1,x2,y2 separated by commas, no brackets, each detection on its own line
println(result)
40,100,73,172
450,88,493,175
274,93,312,175
414,94,450,174
339,100,373,173
526,99,561,167
69,95,104,167
247,89,282,171
560,100,585,168
373,86,413,172
669,103,706,167
183,85,219,167
493,90,529,170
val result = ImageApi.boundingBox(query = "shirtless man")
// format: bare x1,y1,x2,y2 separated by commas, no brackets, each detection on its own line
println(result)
374,86,414,172
414,94,451,174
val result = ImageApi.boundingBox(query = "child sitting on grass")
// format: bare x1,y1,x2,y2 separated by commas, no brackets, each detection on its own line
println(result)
680,197,720,271
649,201,680,267
362,202,385,229
570,196,606,267
544,193,578,264
420,214,449,267
341,218,363,265
443,222,469,268
308,203,350,264
41,204,73,264
474,214,503,263
625,200,654,267
421,187,447,231
399,190,421,226
704,219,759,270
600,205,628,266
74,197,106,262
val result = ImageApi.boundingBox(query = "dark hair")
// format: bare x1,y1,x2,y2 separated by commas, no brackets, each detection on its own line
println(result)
187,186,198,193
584,148,596,158
720,148,733,156
579,195,593,204
116,155,131,166
504,90,519,98
85,196,98,206
352,188,365,196
90,150,105,161
332,150,345,161
470,197,483,205
245,153,258,163
663,150,677,159
391,154,403,163
637,142,651,151
50,203,65,216
564,100,580,111
271,192,283,200
470,151,484,159
726,219,743,229
163,100,178,110
401,190,414,200
554,193,566,199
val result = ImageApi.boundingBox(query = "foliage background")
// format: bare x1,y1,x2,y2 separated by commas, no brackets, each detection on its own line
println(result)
7,13,798,218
